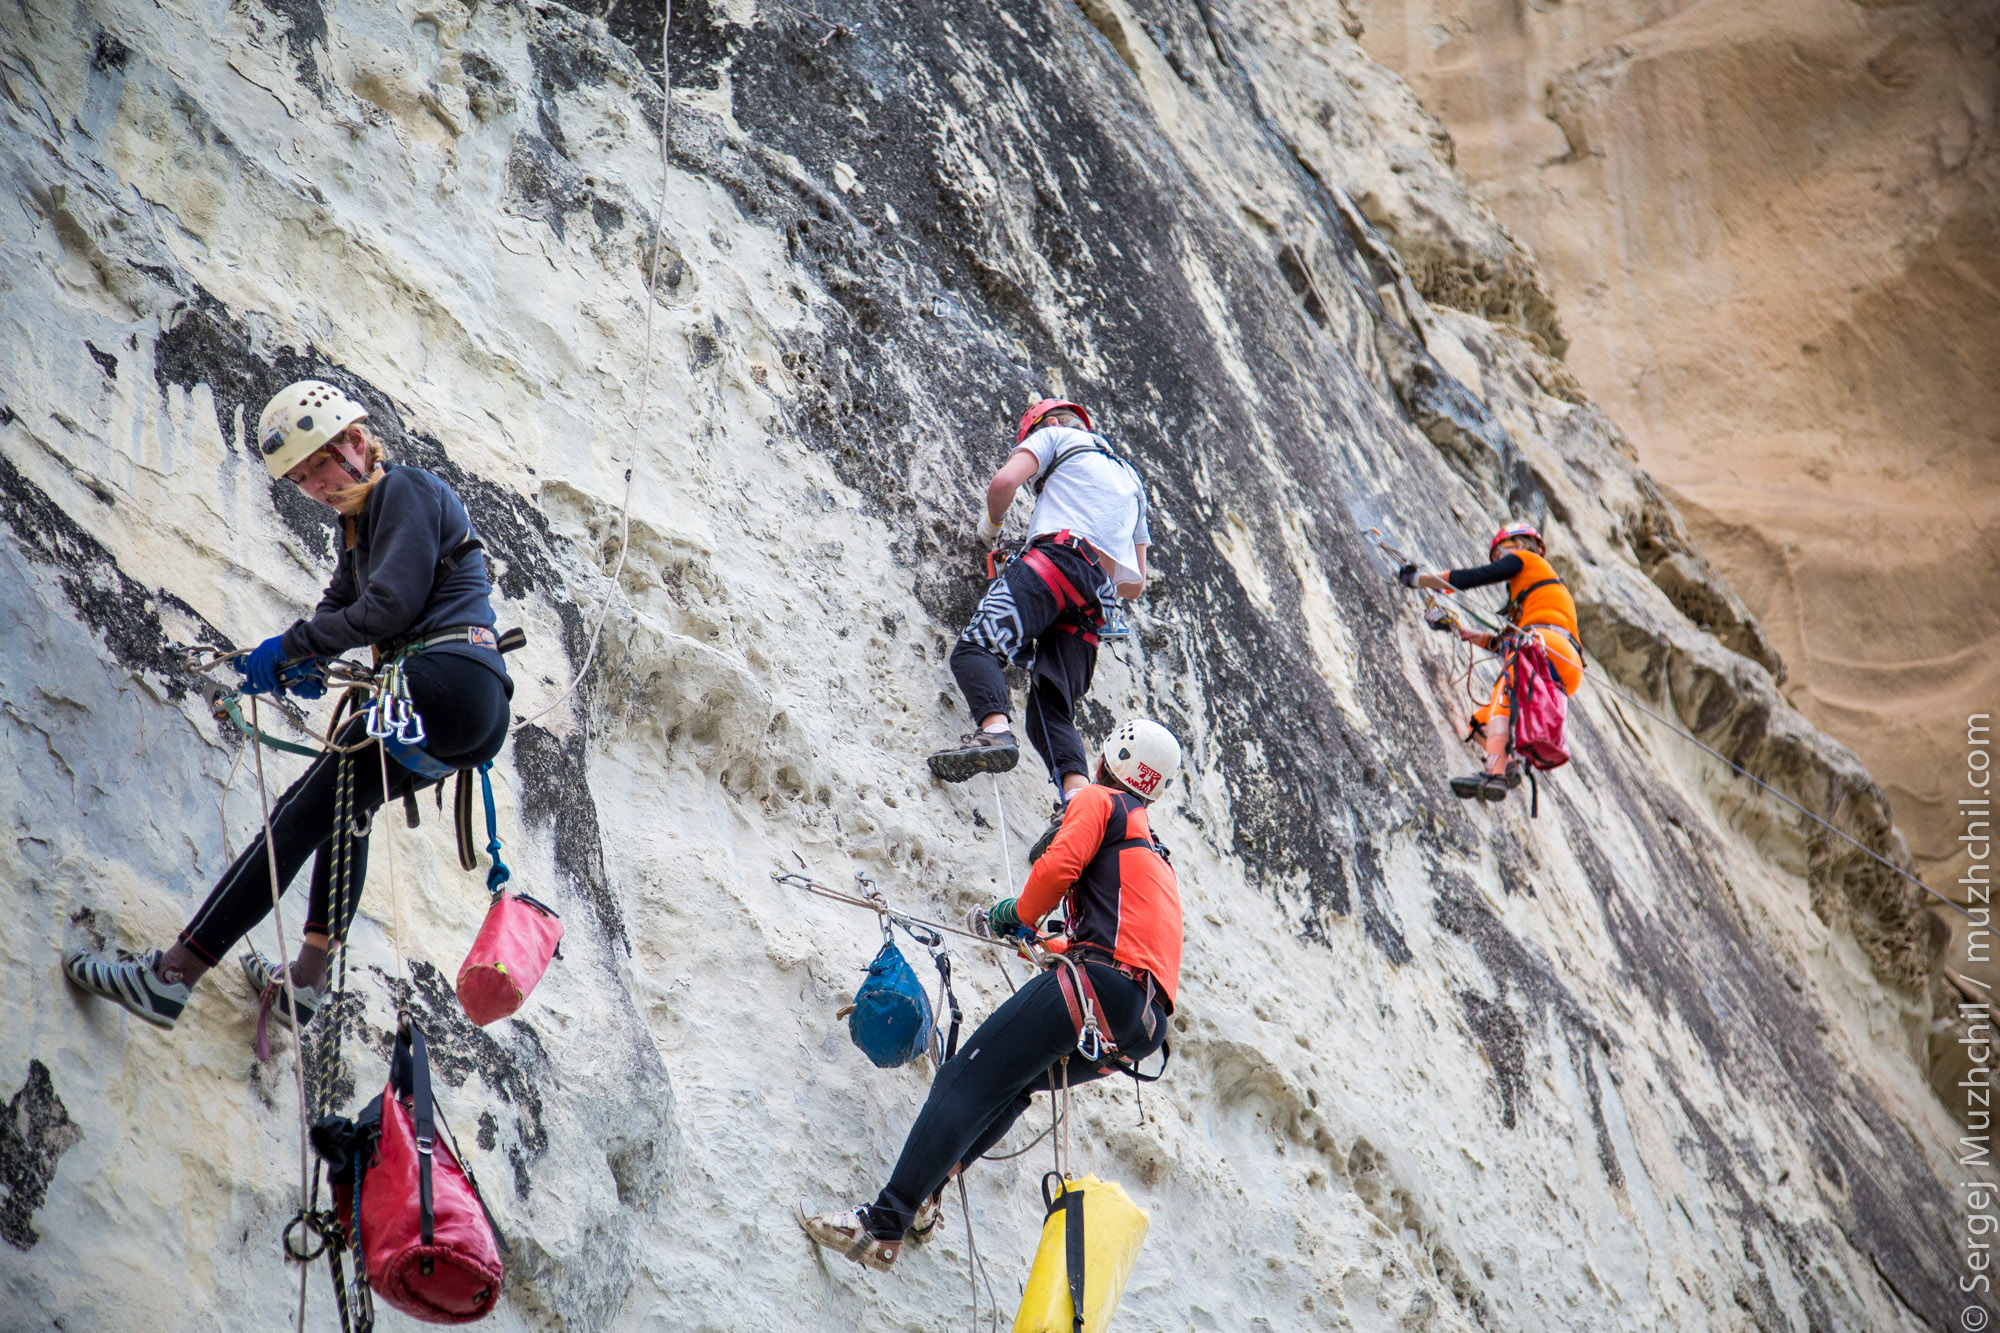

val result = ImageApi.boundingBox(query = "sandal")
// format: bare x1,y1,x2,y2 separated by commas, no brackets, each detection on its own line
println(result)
797,1202,901,1271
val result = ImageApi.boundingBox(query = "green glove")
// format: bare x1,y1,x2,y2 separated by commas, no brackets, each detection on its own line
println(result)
986,897,1022,936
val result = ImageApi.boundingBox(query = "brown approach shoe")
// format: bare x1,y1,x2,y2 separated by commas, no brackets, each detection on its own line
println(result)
798,1203,901,1271
926,729,1020,783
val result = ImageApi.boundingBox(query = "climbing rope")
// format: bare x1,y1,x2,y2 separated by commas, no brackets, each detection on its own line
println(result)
514,0,675,734
1371,529,1971,919
244,697,320,1333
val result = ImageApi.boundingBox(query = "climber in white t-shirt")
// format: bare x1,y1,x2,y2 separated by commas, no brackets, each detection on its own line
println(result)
927,398,1152,829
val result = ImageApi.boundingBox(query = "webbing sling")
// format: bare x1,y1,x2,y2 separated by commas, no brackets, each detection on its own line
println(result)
1030,436,1129,496
1041,1173,1088,1333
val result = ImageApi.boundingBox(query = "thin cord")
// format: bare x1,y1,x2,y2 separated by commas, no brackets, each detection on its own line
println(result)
513,2,674,733
1580,672,1970,920
956,1175,1001,1333
247,699,313,1333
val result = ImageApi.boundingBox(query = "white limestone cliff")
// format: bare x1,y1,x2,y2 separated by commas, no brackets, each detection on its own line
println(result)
0,1,1981,1329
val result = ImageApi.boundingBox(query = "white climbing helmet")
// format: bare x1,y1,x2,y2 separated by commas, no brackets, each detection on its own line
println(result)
1103,718,1181,802
256,381,368,479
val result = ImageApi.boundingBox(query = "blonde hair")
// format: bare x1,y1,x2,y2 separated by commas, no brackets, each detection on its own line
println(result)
327,424,388,515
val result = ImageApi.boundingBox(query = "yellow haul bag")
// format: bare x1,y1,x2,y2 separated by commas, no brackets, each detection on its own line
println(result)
1013,1173,1150,1333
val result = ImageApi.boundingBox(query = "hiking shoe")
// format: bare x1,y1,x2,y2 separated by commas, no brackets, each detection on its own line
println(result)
906,1193,944,1247
240,950,326,1029
63,947,188,1028
926,730,1019,783
1504,760,1524,790
1026,800,1067,864
1479,772,1510,803
797,1203,901,1271
1448,773,1486,800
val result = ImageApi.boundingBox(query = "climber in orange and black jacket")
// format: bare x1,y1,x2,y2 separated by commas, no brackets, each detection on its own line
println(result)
801,719,1184,1272
1401,522,1583,801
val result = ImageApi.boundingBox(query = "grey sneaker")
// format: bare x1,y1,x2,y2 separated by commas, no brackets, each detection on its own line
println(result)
63,947,189,1029
240,950,326,1028
927,729,1020,782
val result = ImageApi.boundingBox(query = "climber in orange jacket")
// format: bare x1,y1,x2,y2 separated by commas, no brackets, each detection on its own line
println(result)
1400,522,1583,801
801,719,1183,1272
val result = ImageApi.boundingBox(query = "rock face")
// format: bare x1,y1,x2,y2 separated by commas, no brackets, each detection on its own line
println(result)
0,2,1981,1329
1347,0,2000,902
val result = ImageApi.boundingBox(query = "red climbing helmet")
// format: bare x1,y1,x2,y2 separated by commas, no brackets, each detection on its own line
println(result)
1016,398,1091,444
1489,522,1545,558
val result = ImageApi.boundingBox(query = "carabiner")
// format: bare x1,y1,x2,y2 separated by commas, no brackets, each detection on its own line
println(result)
1077,1024,1104,1062
396,706,426,747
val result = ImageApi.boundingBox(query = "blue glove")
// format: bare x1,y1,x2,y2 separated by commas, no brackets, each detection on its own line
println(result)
233,636,287,695
279,657,328,700
986,897,1022,936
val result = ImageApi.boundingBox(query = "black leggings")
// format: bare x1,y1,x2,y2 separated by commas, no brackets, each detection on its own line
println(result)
863,962,1166,1238
177,655,511,966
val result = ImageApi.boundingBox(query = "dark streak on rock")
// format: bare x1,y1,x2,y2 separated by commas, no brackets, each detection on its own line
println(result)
84,341,117,380
0,450,221,701
0,1061,84,1251
513,724,628,957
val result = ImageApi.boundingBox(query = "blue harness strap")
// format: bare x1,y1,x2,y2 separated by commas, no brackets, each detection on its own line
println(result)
479,762,511,892
381,732,457,782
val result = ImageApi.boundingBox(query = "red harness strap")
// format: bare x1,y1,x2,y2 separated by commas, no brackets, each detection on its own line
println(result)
1020,539,1105,644
1052,958,1165,1082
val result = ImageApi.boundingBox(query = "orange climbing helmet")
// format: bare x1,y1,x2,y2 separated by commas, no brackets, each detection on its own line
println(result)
1016,398,1091,444
1489,522,1545,558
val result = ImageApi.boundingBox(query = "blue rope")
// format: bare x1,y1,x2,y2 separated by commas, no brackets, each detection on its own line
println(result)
479,762,511,893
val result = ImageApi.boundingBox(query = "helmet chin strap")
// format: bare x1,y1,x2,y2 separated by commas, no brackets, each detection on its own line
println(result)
330,449,371,485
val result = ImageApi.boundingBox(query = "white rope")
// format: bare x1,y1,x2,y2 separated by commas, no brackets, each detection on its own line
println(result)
990,775,1019,993
514,1,675,733
246,698,314,1333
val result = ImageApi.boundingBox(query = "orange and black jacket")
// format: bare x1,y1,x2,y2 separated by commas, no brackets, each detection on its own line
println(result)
1445,548,1579,640
1018,782,1183,1010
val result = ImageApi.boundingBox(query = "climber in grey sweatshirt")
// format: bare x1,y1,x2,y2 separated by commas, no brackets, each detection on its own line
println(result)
64,380,512,1034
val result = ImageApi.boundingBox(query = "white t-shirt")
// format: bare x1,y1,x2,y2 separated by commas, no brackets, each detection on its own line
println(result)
1016,426,1151,588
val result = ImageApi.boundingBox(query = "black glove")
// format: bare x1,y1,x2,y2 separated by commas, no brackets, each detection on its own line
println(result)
1397,563,1418,589
1424,606,1459,634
